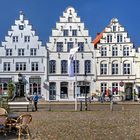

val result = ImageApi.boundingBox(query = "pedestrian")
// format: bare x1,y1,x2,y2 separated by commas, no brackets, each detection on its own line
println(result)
101,92,105,103
108,90,112,102
33,92,39,111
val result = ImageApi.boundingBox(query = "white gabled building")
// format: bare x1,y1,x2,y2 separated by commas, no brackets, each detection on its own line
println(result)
93,18,136,100
0,11,47,99
46,7,95,101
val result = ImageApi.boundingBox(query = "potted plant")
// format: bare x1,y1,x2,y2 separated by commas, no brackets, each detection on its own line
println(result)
7,81,15,99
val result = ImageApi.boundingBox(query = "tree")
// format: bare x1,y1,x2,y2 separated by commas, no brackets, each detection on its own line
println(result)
7,81,15,99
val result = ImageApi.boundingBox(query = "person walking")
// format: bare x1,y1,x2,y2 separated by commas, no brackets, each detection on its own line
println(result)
33,92,39,111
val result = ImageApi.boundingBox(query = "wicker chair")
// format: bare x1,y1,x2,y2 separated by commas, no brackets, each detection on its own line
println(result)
0,115,7,135
0,108,7,115
15,114,32,140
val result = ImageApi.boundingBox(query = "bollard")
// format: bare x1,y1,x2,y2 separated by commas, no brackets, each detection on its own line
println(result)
80,100,82,111
110,100,113,111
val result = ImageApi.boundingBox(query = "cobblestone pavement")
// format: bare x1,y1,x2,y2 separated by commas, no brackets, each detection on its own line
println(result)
1,103,140,140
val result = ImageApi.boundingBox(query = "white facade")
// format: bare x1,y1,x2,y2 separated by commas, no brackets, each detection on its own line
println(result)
47,7,95,101
0,11,47,99
93,18,136,100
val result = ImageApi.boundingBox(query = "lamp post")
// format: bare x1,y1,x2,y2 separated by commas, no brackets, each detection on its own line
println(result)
18,73,22,97
84,72,87,111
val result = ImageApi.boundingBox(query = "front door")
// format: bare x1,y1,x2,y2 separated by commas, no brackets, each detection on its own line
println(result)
49,82,56,100
125,83,133,100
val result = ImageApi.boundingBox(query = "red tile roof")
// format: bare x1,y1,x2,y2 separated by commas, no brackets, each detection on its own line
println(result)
92,31,104,46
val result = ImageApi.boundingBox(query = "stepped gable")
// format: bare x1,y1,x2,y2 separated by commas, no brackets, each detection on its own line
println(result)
47,6,92,52
2,11,43,49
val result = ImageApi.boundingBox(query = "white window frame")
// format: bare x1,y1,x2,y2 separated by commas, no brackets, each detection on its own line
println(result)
3,62,10,71
18,49,24,56
16,62,26,71
100,63,107,75
112,63,118,74
112,46,118,56
123,63,130,74
13,36,18,42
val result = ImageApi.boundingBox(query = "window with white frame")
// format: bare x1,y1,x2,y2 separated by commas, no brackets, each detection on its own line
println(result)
72,30,77,36
117,34,123,43
107,34,112,43
57,42,63,52
123,63,130,74
3,62,10,71
63,30,68,36
101,46,107,56
100,62,107,75
123,46,129,56
24,36,30,42
101,83,107,95
113,26,116,32
49,60,56,73
112,46,118,56
18,49,24,56
68,17,72,22
112,62,118,74
67,42,73,52
112,83,118,95
74,60,79,74
85,60,91,74
61,60,67,74
6,49,12,56
16,62,26,71
31,62,38,71
78,42,84,52
30,48,37,56
12,36,18,42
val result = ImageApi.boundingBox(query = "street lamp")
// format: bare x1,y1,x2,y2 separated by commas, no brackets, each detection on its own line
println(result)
84,72,87,111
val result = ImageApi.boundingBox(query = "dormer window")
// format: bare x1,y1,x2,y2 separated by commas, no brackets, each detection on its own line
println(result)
19,25,24,30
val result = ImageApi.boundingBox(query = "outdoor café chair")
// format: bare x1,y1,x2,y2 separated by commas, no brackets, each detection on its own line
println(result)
0,115,8,136
0,108,8,115
14,114,32,140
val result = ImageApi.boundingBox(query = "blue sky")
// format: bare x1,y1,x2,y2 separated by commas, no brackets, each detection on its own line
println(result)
0,0,140,47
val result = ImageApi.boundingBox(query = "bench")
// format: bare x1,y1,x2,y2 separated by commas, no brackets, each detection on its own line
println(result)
8,102,30,112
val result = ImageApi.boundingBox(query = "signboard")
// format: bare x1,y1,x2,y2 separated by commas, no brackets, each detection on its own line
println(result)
119,81,124,87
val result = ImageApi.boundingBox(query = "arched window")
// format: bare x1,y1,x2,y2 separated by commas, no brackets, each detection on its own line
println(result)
100,61,107,75
85,60,91,74
49,60,56,73
61,60,68,74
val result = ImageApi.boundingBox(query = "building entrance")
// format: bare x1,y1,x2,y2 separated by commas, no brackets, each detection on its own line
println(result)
125,83,133,100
